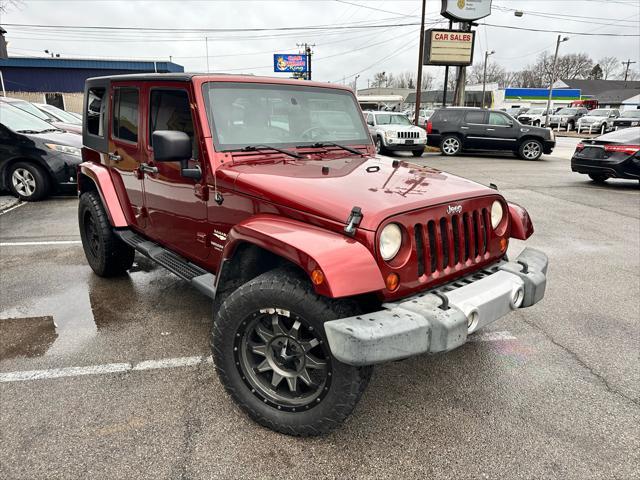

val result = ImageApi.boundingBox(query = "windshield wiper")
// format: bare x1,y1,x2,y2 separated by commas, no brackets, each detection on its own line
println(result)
16,129,44,134
235,144,301,159
304,142,363,156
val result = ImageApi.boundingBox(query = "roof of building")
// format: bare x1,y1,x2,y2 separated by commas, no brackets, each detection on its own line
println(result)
554,78,640,96
0,57,184,72
596,88,640,104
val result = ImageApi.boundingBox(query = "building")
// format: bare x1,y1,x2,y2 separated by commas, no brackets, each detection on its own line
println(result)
0,57,184,112
553,78,640,109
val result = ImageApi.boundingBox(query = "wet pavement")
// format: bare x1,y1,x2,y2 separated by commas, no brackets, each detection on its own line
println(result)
1,141,638,479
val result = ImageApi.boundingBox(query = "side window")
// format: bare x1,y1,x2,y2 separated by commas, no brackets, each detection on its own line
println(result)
488,112,511,126
464,111,486,124
87,87,105,136
149,89,197,158
367,114,374,126
112,88,139,143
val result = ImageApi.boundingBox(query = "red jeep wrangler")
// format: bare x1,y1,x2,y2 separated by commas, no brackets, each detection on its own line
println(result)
78,74,548,436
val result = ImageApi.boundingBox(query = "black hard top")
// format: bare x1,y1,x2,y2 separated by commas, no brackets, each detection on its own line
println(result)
87,72,202,83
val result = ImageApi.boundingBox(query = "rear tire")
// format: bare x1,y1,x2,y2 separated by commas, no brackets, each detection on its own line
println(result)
8,162,50,201
411,148,425,157
440,135,462,156
212,268,372,436
78,191,135,277
588,173,609,184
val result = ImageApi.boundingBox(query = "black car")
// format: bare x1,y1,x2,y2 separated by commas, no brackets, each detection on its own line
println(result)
571,127,640,183
612,110,640,130
0,103,83,201
426,107,555,160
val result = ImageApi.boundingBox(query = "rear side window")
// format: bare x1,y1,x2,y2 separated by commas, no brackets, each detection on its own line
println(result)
112,88,139,143
433,110,461,123
464,111,485,124
149,89,198,159
87,87,105,136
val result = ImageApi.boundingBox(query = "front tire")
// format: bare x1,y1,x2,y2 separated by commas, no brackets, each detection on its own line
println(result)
374,136,385,155
78,191,135,277
411,148,425,157
567,121,575,132
440,135,462,156
8,162,50,201
212,268,372,436
518,139,543,160
588,173,609,184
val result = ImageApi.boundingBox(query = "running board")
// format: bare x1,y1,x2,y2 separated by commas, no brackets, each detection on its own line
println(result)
115,229,216,299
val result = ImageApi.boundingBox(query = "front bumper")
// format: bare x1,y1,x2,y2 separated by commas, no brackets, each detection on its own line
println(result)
324,248,548,366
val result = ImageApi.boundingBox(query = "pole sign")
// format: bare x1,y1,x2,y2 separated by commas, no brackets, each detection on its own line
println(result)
441,0,492,22
423,29,475,66
273,54,308,73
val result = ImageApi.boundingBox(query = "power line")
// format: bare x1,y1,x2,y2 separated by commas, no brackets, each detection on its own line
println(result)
480,22,640,37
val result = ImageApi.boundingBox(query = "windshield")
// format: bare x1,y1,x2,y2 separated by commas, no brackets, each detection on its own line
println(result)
557,108,578,115
375,114,411,125
0,103,56,132
620,111,640,118
38,104,81,124
587,109,610,116
202,82,370,151
3,100,52,121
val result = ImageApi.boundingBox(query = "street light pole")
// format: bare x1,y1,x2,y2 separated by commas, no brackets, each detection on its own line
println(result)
205,37,210,73
481,50,495,109
545,35,569,128
354,74,360,95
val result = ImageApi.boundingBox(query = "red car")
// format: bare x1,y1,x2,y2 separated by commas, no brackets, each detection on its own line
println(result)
77,74,548,436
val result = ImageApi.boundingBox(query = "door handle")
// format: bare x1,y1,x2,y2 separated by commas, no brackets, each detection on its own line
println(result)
460,126,470,129
108,152,122,162
486,128,496,131
140,163,159,174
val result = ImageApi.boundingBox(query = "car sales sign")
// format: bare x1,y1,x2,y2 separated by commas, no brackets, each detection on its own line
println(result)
273,54,308,73
423,29,476,66
441,0,492,22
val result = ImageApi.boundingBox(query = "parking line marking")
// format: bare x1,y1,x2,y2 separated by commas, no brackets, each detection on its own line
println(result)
468,331,517,342
0,355,212,383
0,240,82,246
0,202,26,215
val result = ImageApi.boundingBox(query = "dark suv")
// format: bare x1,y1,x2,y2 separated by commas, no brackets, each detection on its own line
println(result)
426,108,555,160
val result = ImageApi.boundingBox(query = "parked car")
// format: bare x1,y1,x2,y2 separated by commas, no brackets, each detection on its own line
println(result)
0,97,80,134
414,108,435,128
34,103,83,134
569,99,598,110
505,107,529,118
612,110,640,130
364,111,427,156
577,108,620,134
77,73,548,436
0,103,82,200
571,127,640,183
547,107,588,131
517,107,549,127
426,107,555,160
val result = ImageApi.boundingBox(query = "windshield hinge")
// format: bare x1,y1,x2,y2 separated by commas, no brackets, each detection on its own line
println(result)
344,206,363,236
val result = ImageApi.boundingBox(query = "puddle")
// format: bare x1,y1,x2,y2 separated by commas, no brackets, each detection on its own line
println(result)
0,316,58,360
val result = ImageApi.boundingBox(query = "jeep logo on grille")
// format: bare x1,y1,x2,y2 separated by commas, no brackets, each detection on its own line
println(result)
446,204,462,215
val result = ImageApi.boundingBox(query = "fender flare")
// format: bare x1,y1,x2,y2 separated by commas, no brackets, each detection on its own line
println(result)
220,215,385,298
77,162,128,228
508,202,534,240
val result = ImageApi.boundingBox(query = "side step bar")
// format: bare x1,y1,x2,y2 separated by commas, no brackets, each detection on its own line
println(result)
115,229,216,299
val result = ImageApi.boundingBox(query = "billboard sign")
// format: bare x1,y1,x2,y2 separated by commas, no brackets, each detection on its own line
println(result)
423,29,475,66
441,0,492,22
273,54,308,73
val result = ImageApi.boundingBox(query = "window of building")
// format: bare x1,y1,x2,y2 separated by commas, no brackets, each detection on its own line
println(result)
112,88,139,143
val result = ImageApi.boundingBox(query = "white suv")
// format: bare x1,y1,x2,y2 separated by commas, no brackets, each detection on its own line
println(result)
364,111,427,157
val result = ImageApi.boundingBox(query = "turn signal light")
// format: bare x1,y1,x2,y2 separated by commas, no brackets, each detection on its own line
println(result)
499,237,508,253
385,273,400,291
426,120,433,134
311,269,324,286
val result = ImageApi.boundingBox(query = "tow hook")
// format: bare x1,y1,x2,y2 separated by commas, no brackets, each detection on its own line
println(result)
344,206,363,236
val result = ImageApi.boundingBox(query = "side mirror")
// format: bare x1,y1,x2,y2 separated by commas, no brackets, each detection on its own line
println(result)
152,130,201,180
507,121,514,127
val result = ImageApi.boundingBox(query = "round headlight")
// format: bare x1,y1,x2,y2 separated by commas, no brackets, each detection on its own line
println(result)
380,223,402,261
491,201,504,229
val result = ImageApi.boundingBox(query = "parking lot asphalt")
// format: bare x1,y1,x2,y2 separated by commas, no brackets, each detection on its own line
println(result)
1,137,638,479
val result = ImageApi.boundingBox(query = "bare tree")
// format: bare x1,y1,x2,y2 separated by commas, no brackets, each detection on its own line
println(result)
468,61,507,87
421,72,434,91
598,56,619,80
371,71,387,88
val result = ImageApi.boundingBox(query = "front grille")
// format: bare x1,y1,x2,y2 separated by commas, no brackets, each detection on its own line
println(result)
397,131,420,139
413,208,491,278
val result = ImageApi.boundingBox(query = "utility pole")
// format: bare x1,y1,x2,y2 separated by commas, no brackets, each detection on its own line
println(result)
296,43,315,80
453,22,471,106
622,59,636,82
545,35,569,128
205,37,210,73
481,50,495,109
442,20,452,107
413,0,427,125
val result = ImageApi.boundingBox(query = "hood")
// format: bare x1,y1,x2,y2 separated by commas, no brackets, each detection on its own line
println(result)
581,115,607,122
23,129,82,147
223,155,496,231
52,121,82,134
376,124,423,133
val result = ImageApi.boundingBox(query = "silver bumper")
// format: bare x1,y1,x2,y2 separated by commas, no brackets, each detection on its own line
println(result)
324,248,548,366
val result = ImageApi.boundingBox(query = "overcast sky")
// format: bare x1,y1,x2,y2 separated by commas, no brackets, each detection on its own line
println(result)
1,0,639,87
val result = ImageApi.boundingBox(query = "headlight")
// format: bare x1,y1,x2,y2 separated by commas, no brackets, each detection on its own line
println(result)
379,223,402,261
491,201,504,229
384,130,395,139
45,143,81,157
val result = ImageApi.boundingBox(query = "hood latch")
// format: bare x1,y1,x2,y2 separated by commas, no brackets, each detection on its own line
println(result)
344,206,363,236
